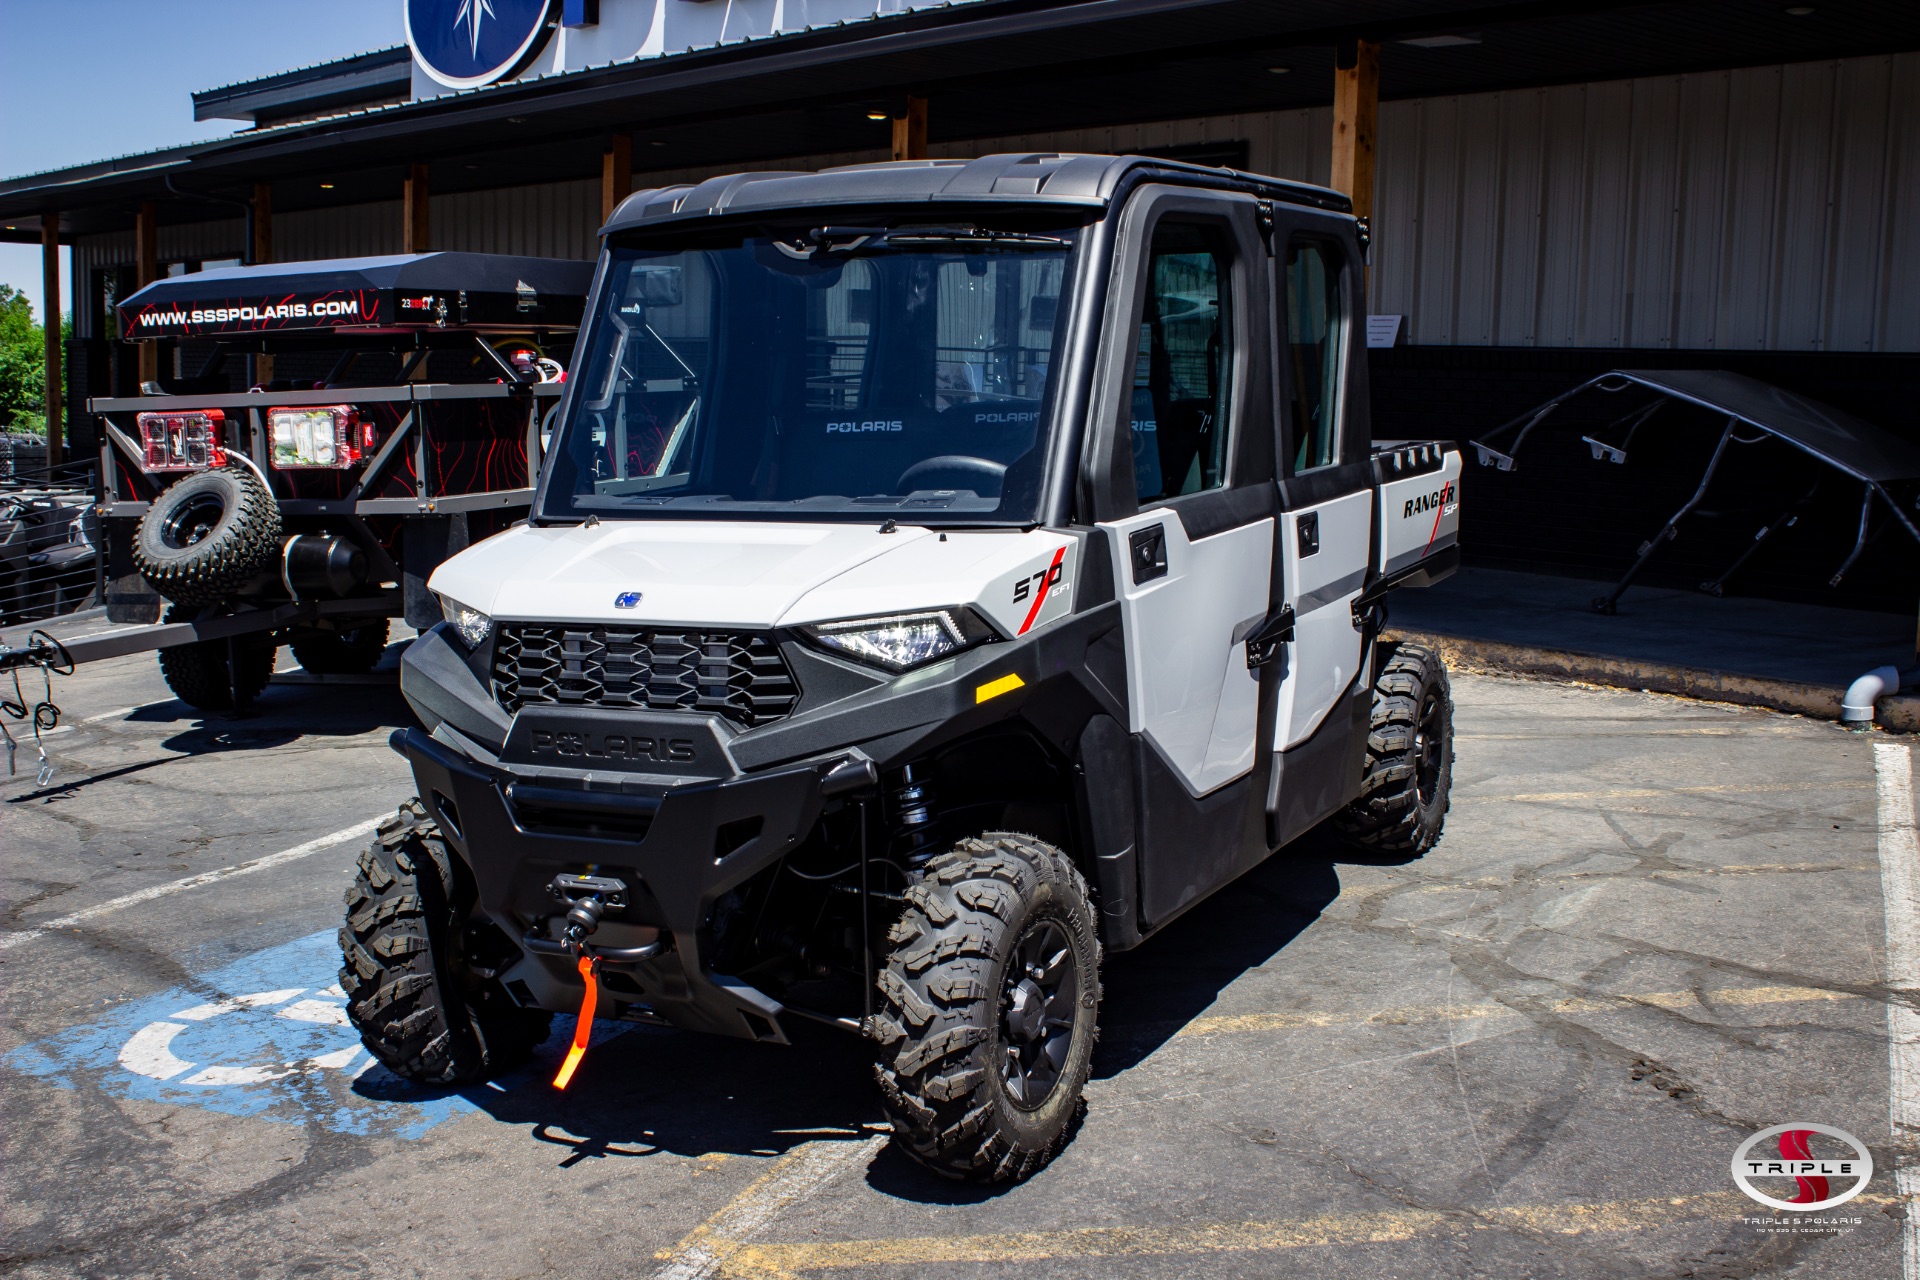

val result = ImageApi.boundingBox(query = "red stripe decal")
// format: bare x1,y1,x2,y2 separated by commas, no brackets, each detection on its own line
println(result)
1018,546,1067,636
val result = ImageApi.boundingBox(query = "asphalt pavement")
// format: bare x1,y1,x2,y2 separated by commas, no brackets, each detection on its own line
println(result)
0,648,1909,1278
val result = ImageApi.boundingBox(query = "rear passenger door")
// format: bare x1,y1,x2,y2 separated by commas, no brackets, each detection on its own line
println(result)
1272,230,1370,752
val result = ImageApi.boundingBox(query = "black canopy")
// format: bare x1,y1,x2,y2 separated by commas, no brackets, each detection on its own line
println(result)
1470,368,1920,613
118,252,592,340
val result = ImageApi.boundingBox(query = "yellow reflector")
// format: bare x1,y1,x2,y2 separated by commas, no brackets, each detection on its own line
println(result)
975,673,1026,704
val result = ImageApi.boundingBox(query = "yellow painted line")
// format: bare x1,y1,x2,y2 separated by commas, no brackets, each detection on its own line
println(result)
1461,780,1871,804
653,1135,887,1280
713,1192,1898,1277
1175,984,1862,1038
974,672,1025,704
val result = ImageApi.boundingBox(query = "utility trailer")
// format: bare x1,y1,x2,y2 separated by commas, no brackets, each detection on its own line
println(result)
79,252,589,709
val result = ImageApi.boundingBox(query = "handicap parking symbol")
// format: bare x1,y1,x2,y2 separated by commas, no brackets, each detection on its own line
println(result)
5,930,625,1138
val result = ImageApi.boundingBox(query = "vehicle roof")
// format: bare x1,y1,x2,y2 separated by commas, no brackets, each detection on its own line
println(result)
121,252,594,309
602,152,1351,235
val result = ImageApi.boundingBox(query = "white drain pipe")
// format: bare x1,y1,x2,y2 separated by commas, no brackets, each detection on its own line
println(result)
1843,665,1902,728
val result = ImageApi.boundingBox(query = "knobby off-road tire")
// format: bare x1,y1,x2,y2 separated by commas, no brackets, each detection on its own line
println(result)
291,618,391,675
339,799,551,1085
133,464,282,606
872,832,1102,1183
1333,640,1454,856
155,605,276,711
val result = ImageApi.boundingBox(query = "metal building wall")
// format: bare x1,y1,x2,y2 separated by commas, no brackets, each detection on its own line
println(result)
1369,52,1920,353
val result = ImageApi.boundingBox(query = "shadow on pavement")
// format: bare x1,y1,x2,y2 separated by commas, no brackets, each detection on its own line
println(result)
7,680,417,805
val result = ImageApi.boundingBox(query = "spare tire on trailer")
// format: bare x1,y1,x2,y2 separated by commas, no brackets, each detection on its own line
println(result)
156,605,277,711
134,464,281,606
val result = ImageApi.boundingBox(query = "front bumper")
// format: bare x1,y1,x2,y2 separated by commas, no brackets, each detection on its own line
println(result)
395,726,851,1044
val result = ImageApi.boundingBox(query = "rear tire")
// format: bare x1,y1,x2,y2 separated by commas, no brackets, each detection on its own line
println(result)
156,606,276,711
872,832,1101,1183
338,799,551,1085
1333,640,1454,857
291,618,391,674
133,465,281,606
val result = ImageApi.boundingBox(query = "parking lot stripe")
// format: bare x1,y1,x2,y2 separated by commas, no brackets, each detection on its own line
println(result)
652,1135,887,1280
1873,742,1920,1280
1465,780,1871,804
0,816,382,952
712,1192,1898,1277
1175,984,1863,1038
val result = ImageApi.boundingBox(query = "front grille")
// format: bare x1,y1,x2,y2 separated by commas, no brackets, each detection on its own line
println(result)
492,625,799,728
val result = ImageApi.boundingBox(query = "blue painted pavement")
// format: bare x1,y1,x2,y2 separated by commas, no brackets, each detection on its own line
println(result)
5,930,628,1138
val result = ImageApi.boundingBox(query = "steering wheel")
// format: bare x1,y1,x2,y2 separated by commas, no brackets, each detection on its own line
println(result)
896,456,1007,495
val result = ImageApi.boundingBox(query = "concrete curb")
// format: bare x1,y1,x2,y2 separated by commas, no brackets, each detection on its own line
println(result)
1388,629,1920,734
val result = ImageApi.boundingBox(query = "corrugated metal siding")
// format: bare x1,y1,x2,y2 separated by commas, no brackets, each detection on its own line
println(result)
1374,53,1919,351
274,200,403,260
433,179,599,259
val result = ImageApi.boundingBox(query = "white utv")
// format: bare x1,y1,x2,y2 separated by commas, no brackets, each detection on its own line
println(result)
340,153,1463,1182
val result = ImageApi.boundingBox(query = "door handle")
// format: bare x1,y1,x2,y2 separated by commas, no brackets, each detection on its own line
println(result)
1128,524,1167,584
1296,512,1320,557
1244,604,1295,669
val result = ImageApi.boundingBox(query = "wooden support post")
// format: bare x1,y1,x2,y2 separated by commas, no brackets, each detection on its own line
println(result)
41,217,62,467
404,162,430,254
252,181,274,386
891,96,928,162
601,135,632,224
1330,38,1379,231
136,199,158,387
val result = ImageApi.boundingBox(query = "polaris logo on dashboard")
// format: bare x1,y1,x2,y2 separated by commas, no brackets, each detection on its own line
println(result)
974,411,1037,425
1404,481,1456,519
527,730,698,764
825,420,904,433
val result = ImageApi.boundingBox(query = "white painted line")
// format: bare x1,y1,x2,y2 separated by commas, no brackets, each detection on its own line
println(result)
1873,741,1920,1280
652,1134,887,1280
0,816,382,952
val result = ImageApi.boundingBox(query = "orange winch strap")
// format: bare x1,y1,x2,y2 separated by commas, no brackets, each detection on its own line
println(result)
551,954,599,1090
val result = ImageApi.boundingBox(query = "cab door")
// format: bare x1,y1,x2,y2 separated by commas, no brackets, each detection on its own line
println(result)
1090,187,1279,927
1271,232,1370,753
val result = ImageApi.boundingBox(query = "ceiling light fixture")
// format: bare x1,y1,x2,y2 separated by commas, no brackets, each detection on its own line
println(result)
1784,5,1815,12
1267,65,1291,74
319,182,335,189
650,139,667,147
1400,33,1481,47
866,110,889,121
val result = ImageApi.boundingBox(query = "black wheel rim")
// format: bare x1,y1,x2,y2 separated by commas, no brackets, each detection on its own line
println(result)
161,492,227,551
999,918,1079,1110
1413,687,1444,806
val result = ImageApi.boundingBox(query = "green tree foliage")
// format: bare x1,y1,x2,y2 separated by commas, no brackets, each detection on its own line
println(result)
0,285,71,436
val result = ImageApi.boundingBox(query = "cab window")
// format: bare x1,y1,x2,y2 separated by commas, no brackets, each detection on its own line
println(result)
1282,240,1347,472
1127,222,1235,504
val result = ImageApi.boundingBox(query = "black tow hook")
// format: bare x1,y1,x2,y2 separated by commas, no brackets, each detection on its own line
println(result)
522,874,665,964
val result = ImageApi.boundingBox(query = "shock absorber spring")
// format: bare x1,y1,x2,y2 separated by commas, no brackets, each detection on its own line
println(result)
886,762,939,863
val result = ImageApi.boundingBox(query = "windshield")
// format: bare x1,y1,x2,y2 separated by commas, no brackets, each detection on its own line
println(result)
540,223,1080,523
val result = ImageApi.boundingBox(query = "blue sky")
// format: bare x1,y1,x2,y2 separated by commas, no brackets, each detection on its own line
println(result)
0,0,399,321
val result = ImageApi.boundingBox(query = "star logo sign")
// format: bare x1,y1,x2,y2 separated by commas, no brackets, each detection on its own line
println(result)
453,0,497,57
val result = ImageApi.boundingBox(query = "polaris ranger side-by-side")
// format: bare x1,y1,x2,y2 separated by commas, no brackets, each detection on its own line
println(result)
343,154,1462,1182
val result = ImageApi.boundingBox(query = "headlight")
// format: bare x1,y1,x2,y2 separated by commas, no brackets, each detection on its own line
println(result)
803,608,996,672
437,593,492,649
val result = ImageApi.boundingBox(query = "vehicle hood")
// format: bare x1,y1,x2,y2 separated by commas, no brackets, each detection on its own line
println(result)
427,521,1081,636
430,521,936,628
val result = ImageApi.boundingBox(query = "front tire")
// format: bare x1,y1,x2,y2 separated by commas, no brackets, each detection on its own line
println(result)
1333,640,1454,856
872,832,1101,1183
338,800,551,1085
